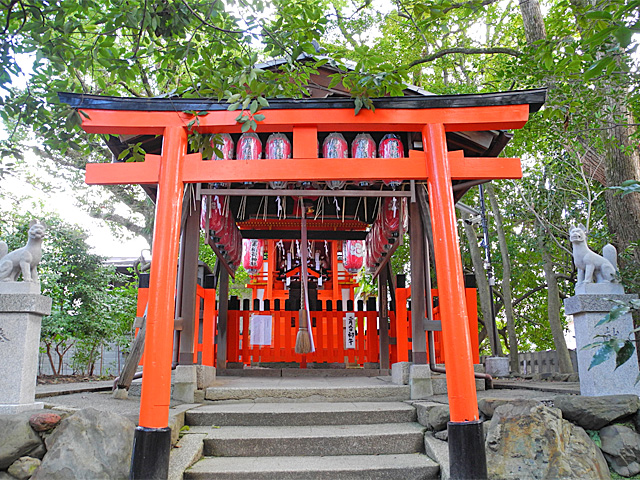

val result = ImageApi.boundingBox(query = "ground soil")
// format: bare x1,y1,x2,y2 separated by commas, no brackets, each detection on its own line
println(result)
37,375,114,385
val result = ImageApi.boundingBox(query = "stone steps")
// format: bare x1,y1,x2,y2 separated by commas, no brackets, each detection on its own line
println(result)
184,454,439,480
182,398,439,479
203,383,410,403
186,401,417,426
201,423,426,457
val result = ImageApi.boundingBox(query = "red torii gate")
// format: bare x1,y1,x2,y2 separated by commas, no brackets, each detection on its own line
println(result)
61,89,545,479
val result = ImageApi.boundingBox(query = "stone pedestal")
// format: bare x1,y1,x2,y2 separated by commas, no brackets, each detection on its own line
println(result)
485,357,510,377
171,365,216,403
0,282,52,414
565,294,640,397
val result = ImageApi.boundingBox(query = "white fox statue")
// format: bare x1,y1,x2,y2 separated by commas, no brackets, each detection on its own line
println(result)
569,224,622,294
0,220,46,283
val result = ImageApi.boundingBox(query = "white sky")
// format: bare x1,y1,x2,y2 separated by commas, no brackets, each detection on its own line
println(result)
0,157,150,258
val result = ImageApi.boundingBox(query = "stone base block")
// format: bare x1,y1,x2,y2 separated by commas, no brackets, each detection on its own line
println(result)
391,362,411,385
195,365,216,389
410,364,433,399
0,401,44,415
485,357,510,377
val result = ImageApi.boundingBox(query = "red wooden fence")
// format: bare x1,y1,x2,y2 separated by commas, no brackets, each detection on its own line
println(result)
136,286,478,368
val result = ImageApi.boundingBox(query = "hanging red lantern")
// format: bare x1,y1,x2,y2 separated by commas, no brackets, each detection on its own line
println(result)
381,197,401,238
351,133,376,186
379,134,404,188
342,240,364,273
236,132,262,160
322,133,348,190
237,133,262,186
266,133,291,189
210,133,234,160
243,239,265,274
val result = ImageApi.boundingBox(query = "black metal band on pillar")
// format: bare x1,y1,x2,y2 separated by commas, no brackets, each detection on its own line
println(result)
448,420,487,480
130,426,171,480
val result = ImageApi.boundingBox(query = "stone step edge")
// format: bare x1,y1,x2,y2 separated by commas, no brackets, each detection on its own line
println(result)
185,453,440,477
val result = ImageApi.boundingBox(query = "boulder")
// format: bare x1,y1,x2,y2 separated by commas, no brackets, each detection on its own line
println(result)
7,456,41,479
478,398,540,419
32,408,135,480
0,472,15,480
486,403,609,479
599,424,640,477
428,405,450,431
29,412,62,432
554,394,640,430
414,402,450,431
0,414,45,469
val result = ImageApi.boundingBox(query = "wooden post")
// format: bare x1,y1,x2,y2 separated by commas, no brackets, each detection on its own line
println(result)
423,123,486,479
378,265,390,370
178,197,201,364
409,201,428,364
132,126,187,479
216,270,230,369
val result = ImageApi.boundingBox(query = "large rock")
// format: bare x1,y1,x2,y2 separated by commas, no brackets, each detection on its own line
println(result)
486,403,609,479
0,413,44,469
32,408,135,480
478,398,540,419
554,394,640,429
414,402,449,431
8,456,41,479
599,424,640,477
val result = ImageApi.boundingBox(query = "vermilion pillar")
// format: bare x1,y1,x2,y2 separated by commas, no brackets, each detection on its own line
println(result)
423,123,487,479
131,126,188,480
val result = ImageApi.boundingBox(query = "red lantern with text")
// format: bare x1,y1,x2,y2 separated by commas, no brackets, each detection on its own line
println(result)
342,240,364,273
243,239,265,275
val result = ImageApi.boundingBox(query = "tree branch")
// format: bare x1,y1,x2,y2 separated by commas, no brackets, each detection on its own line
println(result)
407,47,522,68
179,0,243,34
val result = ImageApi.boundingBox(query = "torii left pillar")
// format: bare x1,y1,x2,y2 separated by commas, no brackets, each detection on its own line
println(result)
130,126,187,479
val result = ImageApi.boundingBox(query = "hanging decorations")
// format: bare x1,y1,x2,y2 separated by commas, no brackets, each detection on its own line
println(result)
342,240,364,273
242,239,265,275
236,132,262,186
351,133,376,186
266,133,291,189
379,133,404,188
365,197,407,273
322,133,347,190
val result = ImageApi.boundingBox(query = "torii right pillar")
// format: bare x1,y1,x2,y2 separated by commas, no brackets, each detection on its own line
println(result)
423,123,487,479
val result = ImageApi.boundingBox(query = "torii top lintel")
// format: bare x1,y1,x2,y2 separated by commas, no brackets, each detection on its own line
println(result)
59,88,546,186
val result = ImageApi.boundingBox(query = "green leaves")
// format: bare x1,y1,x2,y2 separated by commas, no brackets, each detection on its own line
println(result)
596,304,631,326
610,180,640,197
584,338,635,371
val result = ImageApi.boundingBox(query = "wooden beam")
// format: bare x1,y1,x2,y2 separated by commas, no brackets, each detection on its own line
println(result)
177,199,200,365
86,152,522,186
379,266,390,370
78,104,531,135
216,271,229,369
409,200,428,364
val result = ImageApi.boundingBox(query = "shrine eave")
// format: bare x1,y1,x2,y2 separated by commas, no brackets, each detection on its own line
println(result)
58,88,546,113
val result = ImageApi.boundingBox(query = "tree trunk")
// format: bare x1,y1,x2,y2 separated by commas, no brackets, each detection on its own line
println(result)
486,184,520,373
537,232,574,373
462,212,501,356
518,0,546,44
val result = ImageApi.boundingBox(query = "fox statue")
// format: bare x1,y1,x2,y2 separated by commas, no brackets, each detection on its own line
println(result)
0,220,46,283
569,224,618,287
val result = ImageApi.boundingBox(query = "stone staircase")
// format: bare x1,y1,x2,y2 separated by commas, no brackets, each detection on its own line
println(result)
179,381,440,479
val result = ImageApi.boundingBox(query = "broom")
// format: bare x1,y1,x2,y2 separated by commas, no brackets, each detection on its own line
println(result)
295,197,314,354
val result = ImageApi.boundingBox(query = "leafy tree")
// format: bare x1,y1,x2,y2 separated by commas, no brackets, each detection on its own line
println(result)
0,205,137,375
1,0,638,363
